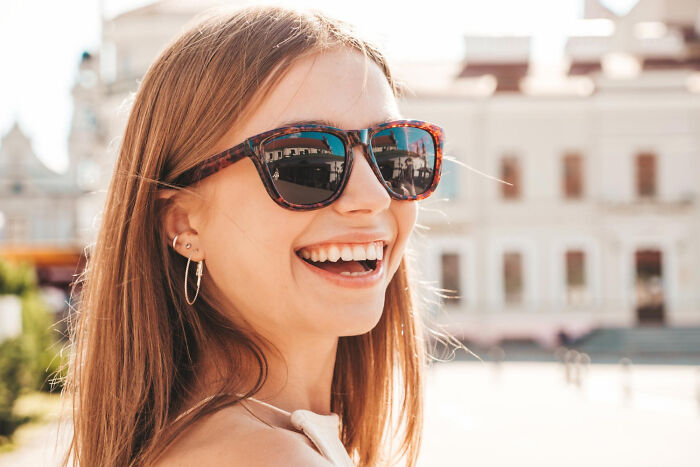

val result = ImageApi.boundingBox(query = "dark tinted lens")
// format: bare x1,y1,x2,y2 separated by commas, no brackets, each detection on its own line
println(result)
371,127,436,197
262,131,346,205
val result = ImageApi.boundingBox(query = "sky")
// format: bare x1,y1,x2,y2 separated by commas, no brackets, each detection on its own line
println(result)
0,0,623,173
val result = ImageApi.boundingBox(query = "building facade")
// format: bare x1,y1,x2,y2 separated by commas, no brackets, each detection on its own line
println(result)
69,1,223,244
0,122,85,297
404,0,700,347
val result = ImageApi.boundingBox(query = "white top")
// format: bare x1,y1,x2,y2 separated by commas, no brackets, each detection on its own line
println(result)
289,408,355,467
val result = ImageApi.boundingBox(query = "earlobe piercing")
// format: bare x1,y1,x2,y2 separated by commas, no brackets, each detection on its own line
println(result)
172,233,192,251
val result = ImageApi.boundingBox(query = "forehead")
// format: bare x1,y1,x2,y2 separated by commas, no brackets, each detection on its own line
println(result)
215,48,400,150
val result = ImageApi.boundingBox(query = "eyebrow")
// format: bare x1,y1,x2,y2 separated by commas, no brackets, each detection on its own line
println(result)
277,117,398,129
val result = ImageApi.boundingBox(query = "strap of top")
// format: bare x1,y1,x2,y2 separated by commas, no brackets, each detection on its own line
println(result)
171,394,292,424
290,409,354,467
246,396,293,416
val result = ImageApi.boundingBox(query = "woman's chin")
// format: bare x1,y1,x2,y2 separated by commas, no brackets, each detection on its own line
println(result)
339,317,383,337
306,299,386,337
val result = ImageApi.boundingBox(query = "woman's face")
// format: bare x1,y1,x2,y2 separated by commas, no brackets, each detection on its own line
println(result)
192,48,417,341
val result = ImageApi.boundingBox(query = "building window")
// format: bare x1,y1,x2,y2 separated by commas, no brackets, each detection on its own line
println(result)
440,252,461,304
636,152,656,198
6,216,28,242
635,249,664,324
501,155,520,199
79,107,98,132
119,52,132,80
503,251,523,304
565,250,586,306
563,153,583,199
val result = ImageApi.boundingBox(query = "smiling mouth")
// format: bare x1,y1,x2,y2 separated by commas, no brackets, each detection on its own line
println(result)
295,241,384,277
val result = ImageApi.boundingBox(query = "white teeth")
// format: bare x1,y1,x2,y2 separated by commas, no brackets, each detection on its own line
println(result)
298,241,385,263
366,244,377,260
339,270,373,276
340,245,353,261
328,245,341,262
352,245,366,261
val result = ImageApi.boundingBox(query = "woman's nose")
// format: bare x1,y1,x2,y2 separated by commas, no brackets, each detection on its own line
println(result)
332,145,391,215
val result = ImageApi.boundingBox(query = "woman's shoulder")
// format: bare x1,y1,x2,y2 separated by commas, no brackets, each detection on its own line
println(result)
151,403,333,466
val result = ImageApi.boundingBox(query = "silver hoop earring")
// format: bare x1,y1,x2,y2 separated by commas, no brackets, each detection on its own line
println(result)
185,254,204,305
172,234,180,249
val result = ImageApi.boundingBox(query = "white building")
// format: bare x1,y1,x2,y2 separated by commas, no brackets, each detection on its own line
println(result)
403,0,700,348
0,121,85,296
69,0,700,349
0,122,82,246
70,1,227,244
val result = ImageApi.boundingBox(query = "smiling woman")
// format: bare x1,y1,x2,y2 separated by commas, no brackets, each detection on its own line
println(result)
62,5,444,467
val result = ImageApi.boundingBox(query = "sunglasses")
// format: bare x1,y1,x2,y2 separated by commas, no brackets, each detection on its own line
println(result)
173,119,445,211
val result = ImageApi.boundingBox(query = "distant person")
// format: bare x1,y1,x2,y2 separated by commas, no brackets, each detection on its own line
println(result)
557,329,572,347
62,5,444,467
399,157,417,196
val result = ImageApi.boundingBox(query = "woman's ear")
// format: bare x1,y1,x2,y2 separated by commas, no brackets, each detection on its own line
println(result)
158,189,205,262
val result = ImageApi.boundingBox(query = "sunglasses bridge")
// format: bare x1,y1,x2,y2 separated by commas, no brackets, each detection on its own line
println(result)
345,128,373,161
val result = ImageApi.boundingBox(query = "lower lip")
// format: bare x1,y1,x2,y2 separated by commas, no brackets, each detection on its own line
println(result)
295,250,386,289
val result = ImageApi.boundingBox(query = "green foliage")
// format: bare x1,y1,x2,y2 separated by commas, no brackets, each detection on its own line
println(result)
20,292,67,392
0,338,30,438
0,261,36,296
0,258,67,442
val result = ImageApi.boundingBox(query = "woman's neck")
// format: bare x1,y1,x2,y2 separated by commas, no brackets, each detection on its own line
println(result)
190,333,339,416
250,334,339,415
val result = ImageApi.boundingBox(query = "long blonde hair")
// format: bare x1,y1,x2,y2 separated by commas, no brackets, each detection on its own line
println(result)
64,6,424,466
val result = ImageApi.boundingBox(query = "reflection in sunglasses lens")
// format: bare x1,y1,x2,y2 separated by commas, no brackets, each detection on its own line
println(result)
371,127,436,197
262,132,346,205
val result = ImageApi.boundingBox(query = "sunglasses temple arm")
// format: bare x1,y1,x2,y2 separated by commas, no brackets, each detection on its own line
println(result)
172,141,253,187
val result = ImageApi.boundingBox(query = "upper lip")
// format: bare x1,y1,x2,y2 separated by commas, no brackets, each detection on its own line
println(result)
294,231,392,251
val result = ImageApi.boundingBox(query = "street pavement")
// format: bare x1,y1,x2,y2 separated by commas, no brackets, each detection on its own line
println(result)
418,360,700,466
0,420,68,467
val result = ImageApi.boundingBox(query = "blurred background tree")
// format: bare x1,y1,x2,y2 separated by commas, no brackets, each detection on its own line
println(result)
0,258,66,442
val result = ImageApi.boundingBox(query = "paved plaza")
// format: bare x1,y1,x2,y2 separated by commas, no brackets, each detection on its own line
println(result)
1,361,698,466
419,360,700,466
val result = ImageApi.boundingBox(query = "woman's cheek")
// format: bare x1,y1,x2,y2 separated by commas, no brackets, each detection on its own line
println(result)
403,201,418,233
396,200,418,243
388,201,418,275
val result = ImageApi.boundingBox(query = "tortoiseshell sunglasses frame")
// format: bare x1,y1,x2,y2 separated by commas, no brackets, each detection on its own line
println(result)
172,119,444,211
